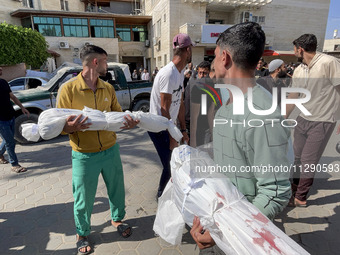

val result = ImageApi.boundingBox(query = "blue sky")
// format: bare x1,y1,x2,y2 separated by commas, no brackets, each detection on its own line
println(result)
325,0,340,39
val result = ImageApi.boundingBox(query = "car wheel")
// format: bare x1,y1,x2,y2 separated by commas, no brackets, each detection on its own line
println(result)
132,99,150,112
14,113,42,144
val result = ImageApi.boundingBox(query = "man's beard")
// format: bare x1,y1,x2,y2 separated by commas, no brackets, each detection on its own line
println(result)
278,70,287,78
98,69,107,76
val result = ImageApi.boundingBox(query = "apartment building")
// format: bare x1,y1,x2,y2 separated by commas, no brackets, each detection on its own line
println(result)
145,0,330,68
1,0,152,73
323,36,340,59
0,0,331,72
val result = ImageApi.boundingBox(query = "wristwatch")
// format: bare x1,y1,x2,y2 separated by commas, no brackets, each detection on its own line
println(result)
180,129,188,133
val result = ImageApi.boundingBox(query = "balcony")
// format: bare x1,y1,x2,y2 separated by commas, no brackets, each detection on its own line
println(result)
81,0,144,15
184,0,272,7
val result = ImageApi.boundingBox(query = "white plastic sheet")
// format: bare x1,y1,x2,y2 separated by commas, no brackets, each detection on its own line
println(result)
153,145,309,255
21,107,183,142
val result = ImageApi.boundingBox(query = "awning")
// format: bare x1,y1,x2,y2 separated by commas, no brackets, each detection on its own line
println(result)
263,50,295,56
10,9,152,25
47,49,61,57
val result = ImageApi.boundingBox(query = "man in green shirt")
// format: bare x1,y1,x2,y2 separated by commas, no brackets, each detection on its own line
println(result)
190,22,292,254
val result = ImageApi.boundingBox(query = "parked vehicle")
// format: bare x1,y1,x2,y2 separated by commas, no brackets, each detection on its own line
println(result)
9,77,49,91
12,63,152,144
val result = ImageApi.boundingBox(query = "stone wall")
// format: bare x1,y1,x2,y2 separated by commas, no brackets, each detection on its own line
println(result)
323,39,340,52
40,0,84,12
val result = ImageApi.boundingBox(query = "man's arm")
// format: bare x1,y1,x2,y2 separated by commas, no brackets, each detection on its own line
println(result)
9,92,29,116
190,102,200,147
160,92,178,150
285,92,299,118
249,123,292,220
160,92,172,119
56,84,90,134
178,94,189,144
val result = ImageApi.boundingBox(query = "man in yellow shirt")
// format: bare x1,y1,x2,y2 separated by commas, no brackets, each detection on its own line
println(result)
57,45,138,254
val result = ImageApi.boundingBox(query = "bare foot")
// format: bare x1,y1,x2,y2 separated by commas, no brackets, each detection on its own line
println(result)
111,220,132,237
76,234,91,254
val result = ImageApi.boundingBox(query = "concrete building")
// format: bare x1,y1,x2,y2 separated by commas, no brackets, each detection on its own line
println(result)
0,0,331,74
1,0,152,74
323,38,340,59
144,0,330,68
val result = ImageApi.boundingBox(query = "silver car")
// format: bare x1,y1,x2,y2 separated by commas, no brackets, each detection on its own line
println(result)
8,77,49,91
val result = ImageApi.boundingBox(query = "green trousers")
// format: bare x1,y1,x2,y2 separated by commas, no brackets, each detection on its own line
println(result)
72,144,126,236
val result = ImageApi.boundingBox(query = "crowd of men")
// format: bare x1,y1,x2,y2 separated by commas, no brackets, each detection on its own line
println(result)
1,21,340,255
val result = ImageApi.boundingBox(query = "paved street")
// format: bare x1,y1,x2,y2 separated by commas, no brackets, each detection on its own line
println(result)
1,126,340,255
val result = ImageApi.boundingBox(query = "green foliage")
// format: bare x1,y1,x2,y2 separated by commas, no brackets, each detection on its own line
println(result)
0,22,50,68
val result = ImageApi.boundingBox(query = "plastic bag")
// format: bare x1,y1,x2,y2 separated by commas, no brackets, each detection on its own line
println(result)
154,145,310,255
153,182,185,245
21,123,40,142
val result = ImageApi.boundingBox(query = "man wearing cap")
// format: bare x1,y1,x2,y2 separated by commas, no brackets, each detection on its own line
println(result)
257,59,287,107
149,33,192,198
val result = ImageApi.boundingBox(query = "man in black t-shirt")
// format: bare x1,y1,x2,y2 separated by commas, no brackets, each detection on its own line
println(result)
257,59,287,107
255,58,269,78
0,67,30,173
185,61,217,147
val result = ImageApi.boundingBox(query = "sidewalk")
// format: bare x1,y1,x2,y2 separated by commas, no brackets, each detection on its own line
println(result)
0,128,340,255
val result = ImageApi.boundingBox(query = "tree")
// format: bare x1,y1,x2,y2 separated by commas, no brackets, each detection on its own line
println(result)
0,22,50,68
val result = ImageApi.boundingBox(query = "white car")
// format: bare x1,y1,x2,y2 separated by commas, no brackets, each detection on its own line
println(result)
8,77,49,91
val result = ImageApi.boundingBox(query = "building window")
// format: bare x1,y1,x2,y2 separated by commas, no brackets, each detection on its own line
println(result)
164,54,167,66
259,16,265,23
116,25,147,42
252,16,258,23
33,17,62,37
132,25,147,41
23,0,34,8
22,17,32,29
164,13,166,22
60,0,69,11
156,19,161,37
158,56,162,68
208,19,223,24
63,18,89,37
90,19,114,38
116,25,131,41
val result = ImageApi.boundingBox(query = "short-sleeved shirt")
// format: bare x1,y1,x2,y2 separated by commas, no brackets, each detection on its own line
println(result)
149,61,184,121
0,79,15,121
291,53,340,122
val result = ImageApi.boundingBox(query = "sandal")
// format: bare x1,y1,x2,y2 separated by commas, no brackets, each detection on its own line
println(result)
11,165,27,173
112,221,132,238
0,156,9,164
76,236,91,255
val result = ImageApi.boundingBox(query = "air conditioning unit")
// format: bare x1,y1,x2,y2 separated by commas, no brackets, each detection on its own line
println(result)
84,41,92,46
153,37,158,46
156,40,161,51
59,41,70,49
242,12,252,23
145,40,150,47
